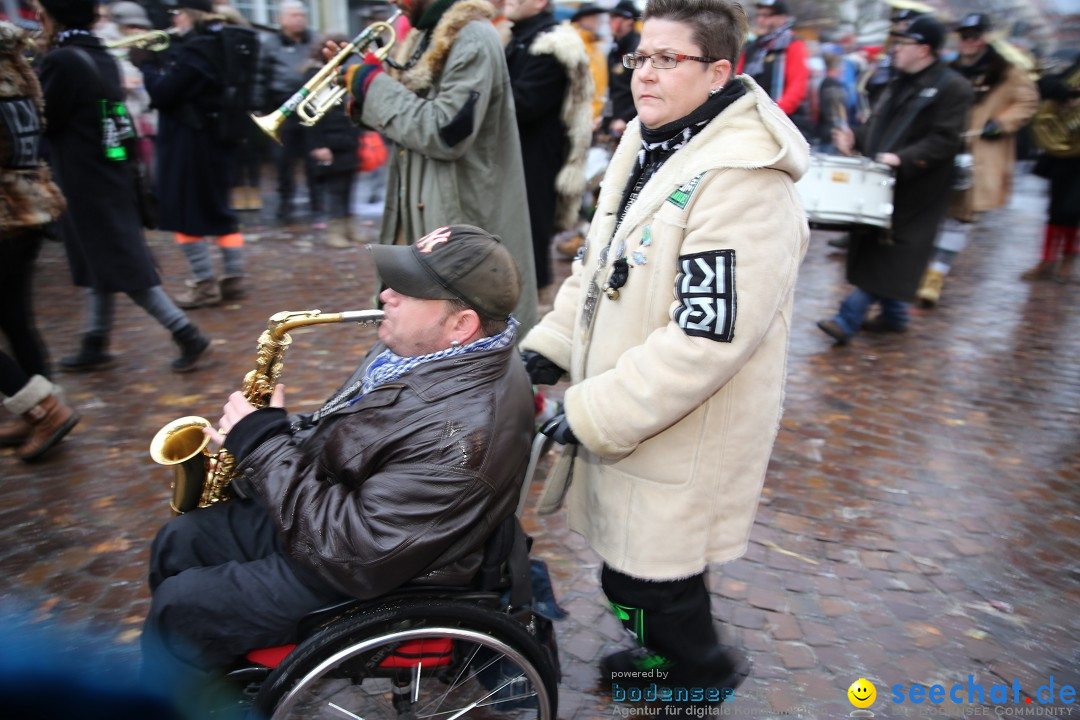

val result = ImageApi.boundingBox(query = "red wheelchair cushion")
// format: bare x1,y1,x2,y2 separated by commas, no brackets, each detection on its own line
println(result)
378,638,454,668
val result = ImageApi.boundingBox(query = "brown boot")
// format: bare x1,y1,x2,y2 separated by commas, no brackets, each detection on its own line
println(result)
2,376,80,462
916,269,945,308
1056,254,1076,284
175,278,222,308
0,415,31,447
245,186,263,211
229,187,246,211
219,275,246,301
325,218,351,248
555,231,584,258
1020,260,1057,281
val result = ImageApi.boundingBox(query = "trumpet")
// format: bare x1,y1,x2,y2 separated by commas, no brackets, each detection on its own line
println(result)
107,29,175,52
251,9,401,143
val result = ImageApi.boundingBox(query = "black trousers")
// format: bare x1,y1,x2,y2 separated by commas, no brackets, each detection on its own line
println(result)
0,231,50,383
315,169,355,221
275,117,316,216
142,499,346,691
601,564,723,684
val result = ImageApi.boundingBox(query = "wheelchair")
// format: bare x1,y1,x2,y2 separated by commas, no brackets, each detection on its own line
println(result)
225,436,561,720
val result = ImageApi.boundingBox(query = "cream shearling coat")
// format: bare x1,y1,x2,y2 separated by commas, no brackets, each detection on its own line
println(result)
521,76,810,580
965,61,1039,213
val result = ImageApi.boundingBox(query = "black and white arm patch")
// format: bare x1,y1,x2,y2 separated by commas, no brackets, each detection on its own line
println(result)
673,250,736,342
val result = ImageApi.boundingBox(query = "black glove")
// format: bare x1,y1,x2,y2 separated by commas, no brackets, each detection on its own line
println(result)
540,414,578,445
981,119,1005,140
521,351,563,385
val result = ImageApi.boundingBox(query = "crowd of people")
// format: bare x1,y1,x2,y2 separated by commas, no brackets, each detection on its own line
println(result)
1,0,1078,716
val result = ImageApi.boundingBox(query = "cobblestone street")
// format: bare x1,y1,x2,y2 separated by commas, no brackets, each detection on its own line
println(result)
1,168,1077,719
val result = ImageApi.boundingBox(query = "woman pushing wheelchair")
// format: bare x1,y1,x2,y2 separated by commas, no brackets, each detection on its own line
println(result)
523,0,809,711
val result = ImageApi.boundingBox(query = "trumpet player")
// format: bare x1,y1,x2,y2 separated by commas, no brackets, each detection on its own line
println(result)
141,226,533,706
332,0,539,334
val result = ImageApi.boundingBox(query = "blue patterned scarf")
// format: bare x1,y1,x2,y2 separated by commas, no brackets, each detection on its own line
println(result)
312,317,519,421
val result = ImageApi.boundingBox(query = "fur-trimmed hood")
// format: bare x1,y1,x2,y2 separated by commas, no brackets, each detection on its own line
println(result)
527,20,594,231
390,0,495,93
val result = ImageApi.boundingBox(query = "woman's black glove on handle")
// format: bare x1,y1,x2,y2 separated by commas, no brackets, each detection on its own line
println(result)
540,414,579,445
521,351,564,385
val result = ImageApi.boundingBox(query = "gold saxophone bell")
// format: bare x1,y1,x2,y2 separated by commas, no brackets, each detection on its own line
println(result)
251,9,402,143
106,29,175,52
149,416,214,516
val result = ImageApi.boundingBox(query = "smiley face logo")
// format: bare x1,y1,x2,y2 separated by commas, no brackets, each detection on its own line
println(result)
848,678,877,709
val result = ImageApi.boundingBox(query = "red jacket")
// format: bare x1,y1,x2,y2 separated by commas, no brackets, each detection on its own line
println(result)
737,37,808,116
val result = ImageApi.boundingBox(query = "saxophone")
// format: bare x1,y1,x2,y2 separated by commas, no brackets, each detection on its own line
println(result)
150,309,384,514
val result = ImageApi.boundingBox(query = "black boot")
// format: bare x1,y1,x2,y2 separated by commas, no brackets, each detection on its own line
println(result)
171,324,212,373
600,569,750,705
59,333,115,371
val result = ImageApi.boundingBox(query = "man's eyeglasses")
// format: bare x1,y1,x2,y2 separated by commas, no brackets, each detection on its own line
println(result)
622,52,718,69
958,30,983,41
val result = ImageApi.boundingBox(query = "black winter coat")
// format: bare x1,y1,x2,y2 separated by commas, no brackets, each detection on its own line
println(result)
606,30,638,128
847,60,973,300
506,12,568,288
228,340,535,600
40,35,160,293
141,26,237,236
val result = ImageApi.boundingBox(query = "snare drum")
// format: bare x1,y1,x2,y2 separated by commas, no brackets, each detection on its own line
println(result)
796,154,895,231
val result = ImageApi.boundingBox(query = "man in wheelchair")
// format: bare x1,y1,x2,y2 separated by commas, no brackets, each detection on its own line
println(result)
141,226,537,709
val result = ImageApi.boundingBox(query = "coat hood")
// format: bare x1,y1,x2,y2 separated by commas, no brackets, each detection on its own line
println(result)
626,74,809,180
597,73,809,254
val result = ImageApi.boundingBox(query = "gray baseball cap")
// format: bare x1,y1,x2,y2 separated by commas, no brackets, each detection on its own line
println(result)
369,225,521,319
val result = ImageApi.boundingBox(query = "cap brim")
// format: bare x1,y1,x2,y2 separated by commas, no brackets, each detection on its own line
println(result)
368,244,457,302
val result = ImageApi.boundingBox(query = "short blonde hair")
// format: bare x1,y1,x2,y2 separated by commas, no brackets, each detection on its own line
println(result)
643,0,749,65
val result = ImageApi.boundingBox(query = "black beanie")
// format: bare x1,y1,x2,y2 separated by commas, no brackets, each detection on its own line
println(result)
167,0,214,12
39,0,97,29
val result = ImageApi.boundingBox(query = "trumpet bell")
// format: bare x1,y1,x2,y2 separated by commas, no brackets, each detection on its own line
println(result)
250,109,286,145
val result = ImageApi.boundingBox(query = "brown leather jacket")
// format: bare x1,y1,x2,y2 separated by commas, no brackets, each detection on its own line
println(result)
230,341,534,599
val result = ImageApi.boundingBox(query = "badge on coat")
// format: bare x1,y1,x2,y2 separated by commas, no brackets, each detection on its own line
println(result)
674,250,736,342
667,173,704,209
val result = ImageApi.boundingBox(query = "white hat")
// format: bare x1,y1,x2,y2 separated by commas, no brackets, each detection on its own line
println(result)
109,1,152,29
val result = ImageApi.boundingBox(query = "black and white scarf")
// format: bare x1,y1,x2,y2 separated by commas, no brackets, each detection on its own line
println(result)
616,81,746,229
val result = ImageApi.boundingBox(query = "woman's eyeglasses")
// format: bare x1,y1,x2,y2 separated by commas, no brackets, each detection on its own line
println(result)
622,52,718,69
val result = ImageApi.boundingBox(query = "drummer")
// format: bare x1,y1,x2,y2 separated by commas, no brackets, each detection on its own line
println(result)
816,15,973,345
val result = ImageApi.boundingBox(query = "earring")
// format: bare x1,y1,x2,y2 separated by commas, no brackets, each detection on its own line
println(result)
450,340,460,348
709,85,723,96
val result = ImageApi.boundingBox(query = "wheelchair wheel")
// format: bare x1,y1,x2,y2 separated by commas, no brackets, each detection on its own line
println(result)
254,598,558,719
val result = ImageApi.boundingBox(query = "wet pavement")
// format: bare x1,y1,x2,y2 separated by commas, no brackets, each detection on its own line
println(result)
1,166,1077,719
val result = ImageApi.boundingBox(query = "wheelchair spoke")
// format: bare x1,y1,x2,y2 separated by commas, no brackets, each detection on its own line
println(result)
261,607,555,720
327,701,366,719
